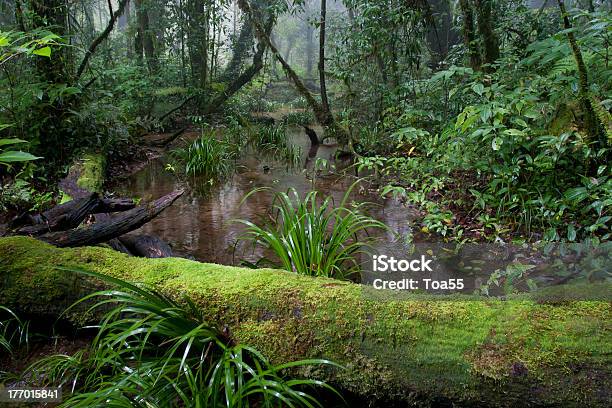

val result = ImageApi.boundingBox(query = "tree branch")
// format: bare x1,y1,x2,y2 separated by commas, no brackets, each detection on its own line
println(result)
76,0,129,80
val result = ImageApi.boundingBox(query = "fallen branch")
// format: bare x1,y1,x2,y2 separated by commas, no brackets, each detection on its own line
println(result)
16,193,100,236
149,128,187,147
38,190,183,247
119,233,173,258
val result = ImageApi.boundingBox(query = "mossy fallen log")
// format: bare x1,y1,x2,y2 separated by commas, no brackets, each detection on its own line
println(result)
0,236,610,407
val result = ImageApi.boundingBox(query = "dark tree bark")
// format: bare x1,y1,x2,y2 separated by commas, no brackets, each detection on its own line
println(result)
9,194,137,236
474,0,499,69
38,190,184,248
16,193,101,236
318,0,330,113
119,234,173,258
458,0,481,70
135,0,157,72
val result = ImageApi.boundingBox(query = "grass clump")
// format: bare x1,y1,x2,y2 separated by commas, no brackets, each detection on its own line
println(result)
0,306,29,355
252,124,301,167
25,269,341,408
170,130,237,180
236,185,389,280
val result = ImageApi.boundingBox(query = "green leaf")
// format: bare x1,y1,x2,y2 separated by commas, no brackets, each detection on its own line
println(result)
567,224,576,241
503,128,525,137
0,138,27,147
491,137,503,151
564,187,588,203
32,46,51,57
0,151,41,163
472,83,484,96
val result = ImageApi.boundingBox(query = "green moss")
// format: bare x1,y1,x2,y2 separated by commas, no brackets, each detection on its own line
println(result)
76,153,106,193
0,236,610,406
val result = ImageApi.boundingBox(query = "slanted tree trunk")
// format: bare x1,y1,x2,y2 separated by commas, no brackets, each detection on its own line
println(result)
221,18,254,82
76,0,130,79
237,0,347,145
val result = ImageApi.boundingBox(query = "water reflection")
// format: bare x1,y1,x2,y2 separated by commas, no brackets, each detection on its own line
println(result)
119,126,417,265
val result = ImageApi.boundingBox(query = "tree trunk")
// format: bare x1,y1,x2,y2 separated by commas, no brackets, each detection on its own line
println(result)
1,237,610,407
557,0,607,159
135,0,157,72
458,0,481,70
474,0,499,69
318,0,330,113
237,0,347,145
305,22,314,78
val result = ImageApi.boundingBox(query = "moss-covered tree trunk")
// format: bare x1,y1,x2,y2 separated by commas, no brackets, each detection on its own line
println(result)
458,0,481,71
557,0,608,163
474,0,499,69
0,237,610,407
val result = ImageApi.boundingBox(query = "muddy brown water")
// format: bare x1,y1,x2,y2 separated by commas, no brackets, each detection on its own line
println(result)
117,125,606,295
119,126,416,266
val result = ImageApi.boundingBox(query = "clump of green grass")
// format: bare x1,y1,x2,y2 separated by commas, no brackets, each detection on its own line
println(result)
236,185,390,280
170,130,237,179
226,122,302,168
253,125,302,167
0,306,29,355
26,269,342,407
281,111,314,127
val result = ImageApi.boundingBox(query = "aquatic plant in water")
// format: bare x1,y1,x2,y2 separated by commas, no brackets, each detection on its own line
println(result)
25,269,341,407
170,130,237,179
236,185,390,280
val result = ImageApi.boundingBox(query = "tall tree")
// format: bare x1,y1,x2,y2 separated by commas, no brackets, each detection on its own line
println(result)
474,0,499,69
557,0,607,162
318,0,330,114
237,0,347,144
458,0,481,70
134,0,157,72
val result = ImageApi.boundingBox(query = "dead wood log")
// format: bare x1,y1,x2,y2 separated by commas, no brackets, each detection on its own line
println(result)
11,195,136,236
16,193,100,236
107,238,133,255
119,234,173,258
38,190,184,248
95,198,136,213
148,128,187,147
